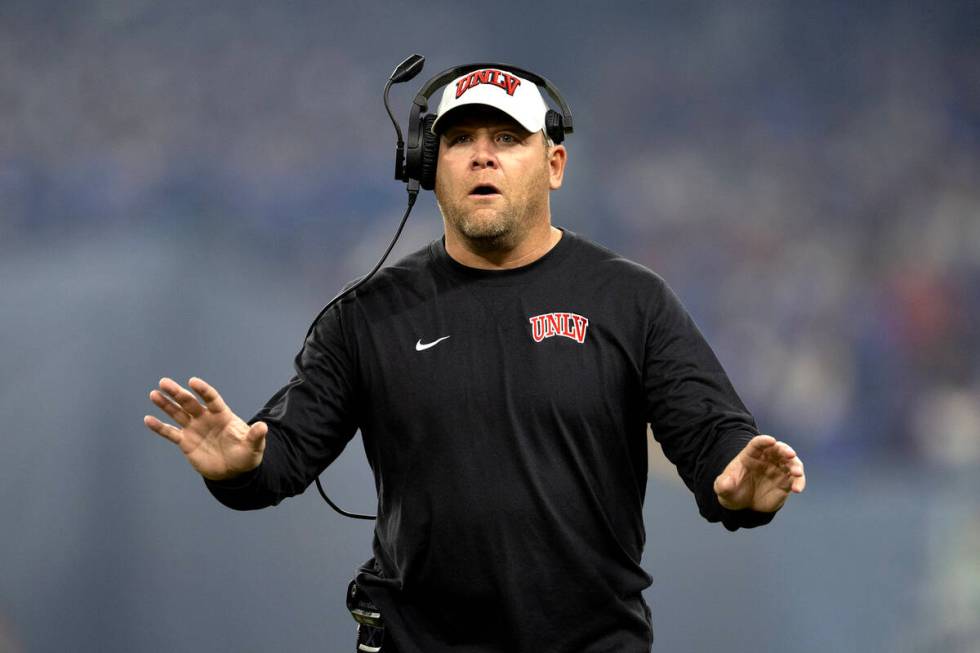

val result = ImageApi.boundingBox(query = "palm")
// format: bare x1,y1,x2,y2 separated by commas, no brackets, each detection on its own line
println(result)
179,410,253,479
144,377,267,480
714,435,806,513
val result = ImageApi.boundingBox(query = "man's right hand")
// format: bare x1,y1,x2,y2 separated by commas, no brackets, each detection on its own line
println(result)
144,377,268,481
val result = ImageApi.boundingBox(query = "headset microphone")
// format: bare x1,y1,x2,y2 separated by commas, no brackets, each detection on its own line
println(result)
386,54,425,185
390,53,426,84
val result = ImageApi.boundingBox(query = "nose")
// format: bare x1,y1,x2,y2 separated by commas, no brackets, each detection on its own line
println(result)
469,134,498,170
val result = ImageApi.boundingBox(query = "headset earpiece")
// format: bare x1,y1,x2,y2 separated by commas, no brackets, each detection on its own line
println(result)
400,62,573,189
545,110,565,145
420,114,440,191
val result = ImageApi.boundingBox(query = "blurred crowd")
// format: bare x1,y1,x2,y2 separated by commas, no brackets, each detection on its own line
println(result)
2,0,977,468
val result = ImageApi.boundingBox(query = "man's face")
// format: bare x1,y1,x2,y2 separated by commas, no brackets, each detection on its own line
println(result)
433,106,564,251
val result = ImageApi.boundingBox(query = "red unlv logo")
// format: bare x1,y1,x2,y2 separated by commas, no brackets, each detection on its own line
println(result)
455,69,522,99
529,312,589,344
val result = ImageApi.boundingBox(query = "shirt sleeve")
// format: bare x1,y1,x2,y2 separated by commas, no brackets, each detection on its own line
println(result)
643,278,778,531
204,302,361,510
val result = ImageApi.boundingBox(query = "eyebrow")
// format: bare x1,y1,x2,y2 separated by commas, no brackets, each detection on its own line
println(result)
441,123,530,138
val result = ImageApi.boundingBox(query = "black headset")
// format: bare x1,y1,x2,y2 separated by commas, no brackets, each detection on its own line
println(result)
394,60,574,191
312,56,574,520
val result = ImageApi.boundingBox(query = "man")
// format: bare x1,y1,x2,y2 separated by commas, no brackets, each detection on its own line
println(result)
144,65,806,652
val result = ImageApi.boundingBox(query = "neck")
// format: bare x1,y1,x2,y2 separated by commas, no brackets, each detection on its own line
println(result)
444,222,563,270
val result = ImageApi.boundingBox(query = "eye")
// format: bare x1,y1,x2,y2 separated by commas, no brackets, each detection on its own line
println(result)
449,133,471,145
496,133,517,144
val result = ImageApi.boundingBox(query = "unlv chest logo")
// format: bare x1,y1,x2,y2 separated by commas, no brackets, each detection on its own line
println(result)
529,312,590,344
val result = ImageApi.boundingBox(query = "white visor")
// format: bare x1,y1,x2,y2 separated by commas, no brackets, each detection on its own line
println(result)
430,68,548,135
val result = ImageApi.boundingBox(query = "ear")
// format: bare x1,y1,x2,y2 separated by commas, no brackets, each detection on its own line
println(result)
548,144,567,190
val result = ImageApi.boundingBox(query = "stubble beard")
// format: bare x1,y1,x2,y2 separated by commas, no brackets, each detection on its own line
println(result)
442,202,522,252
436,173,550,254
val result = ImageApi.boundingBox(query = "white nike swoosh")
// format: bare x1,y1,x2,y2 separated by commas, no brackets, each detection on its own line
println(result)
415,336,451,351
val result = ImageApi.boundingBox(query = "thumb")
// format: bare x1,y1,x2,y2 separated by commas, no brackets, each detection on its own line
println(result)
247,421,268,448
714,472,735,497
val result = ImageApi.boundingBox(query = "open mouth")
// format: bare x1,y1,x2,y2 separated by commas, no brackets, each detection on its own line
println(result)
468,184,501,197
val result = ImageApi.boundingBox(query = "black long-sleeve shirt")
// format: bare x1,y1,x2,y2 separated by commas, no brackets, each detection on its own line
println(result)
205,228,776,652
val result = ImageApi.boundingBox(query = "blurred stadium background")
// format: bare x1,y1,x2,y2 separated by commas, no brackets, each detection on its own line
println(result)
1,1,978,651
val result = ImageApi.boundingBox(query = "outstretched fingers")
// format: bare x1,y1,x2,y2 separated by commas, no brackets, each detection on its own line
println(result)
149,389,191,427
188,377,228,414
158,377,206,418
145,376,220,447
144,414,183,445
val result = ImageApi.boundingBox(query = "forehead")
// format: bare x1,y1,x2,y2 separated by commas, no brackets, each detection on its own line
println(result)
436,105,529,136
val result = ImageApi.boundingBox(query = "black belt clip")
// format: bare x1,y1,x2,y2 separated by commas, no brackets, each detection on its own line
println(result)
347,578,385,652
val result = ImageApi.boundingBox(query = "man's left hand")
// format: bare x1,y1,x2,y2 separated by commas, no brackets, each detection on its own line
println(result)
713,435,806,513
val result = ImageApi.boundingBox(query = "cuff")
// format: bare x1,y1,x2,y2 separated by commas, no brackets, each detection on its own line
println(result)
202,464,263,490
201,463,273,511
